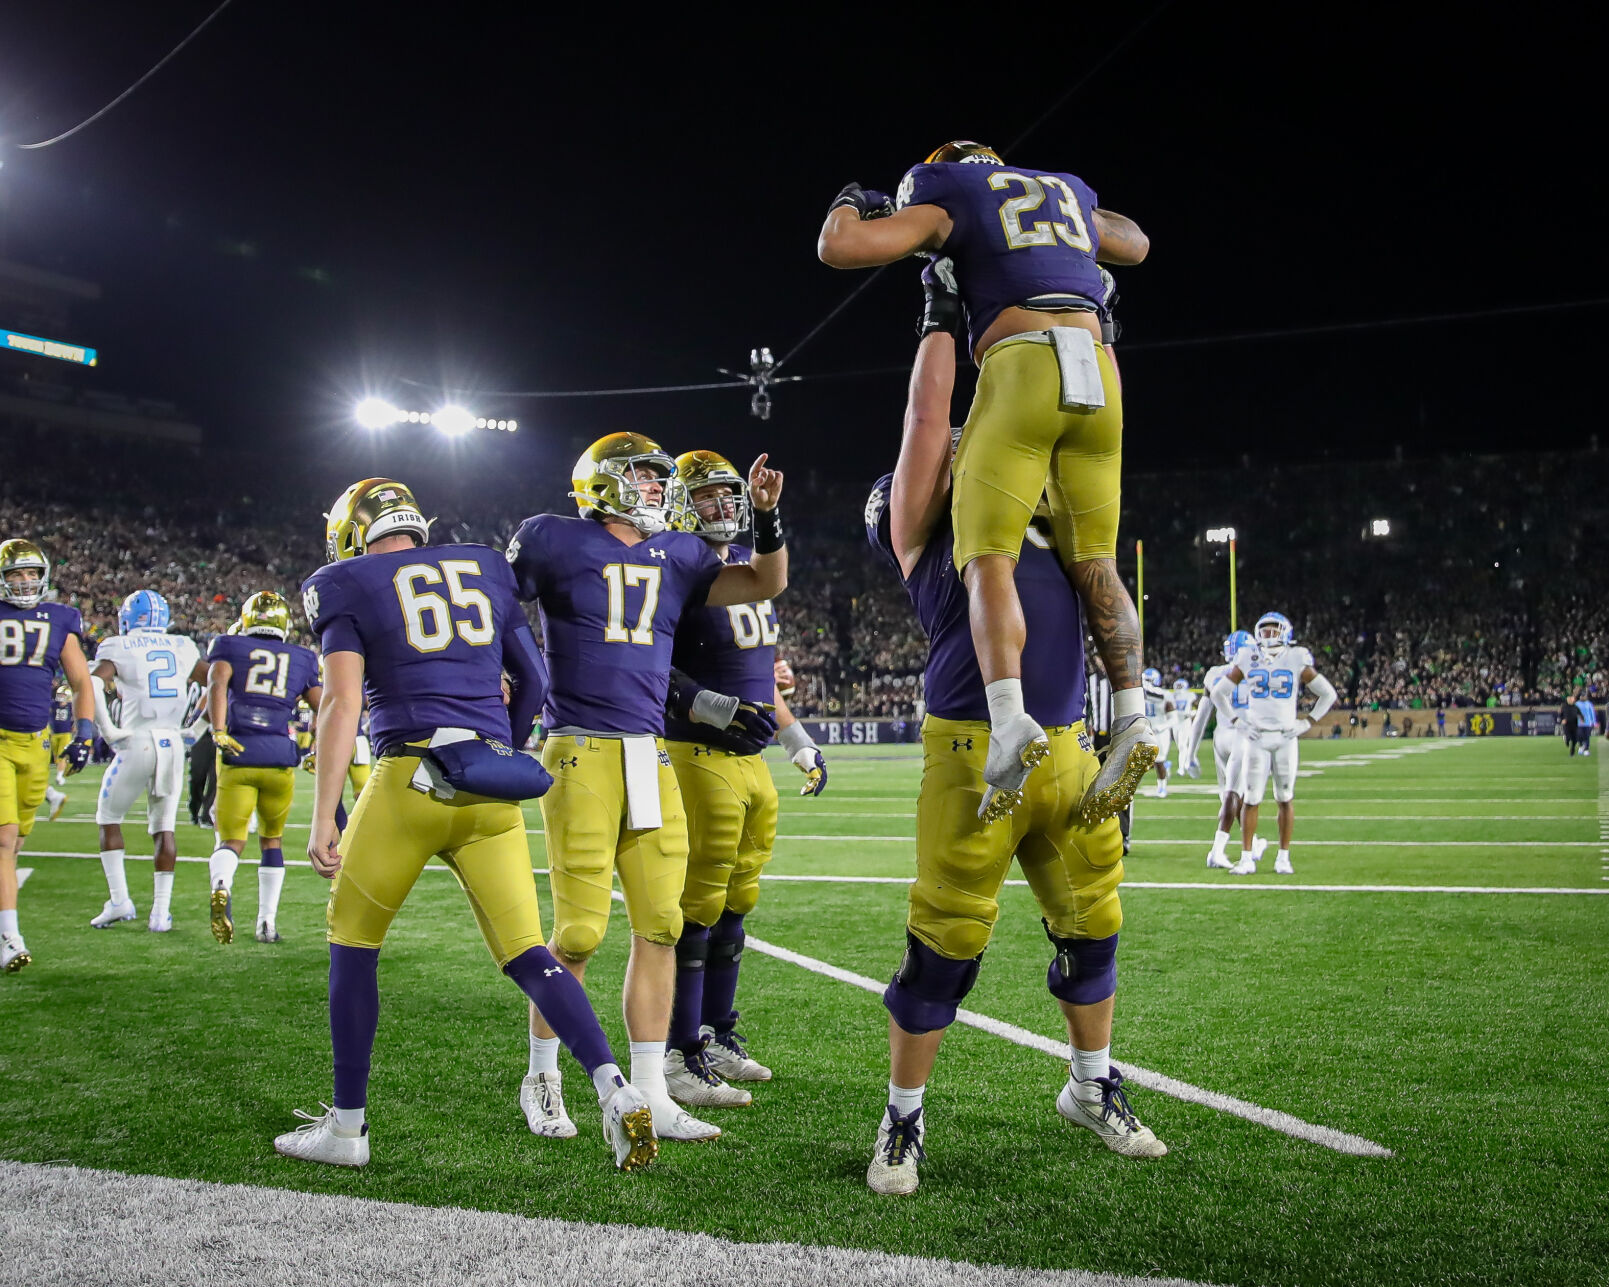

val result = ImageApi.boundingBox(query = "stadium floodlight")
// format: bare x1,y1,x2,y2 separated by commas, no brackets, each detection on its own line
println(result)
1205,526,1236,544
354,397,400,430
1370,518,1391,537
432,405,475,436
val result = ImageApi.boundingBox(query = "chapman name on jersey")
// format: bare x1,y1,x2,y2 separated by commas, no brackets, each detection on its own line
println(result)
96,631,201,730
1232,643,1316,734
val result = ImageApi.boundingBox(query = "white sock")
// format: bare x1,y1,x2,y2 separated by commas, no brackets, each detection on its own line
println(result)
1242,850,1255,866
0,909,17,936
331,1105,365,1134
629,1040,667,1096
208,847,239,892
591,1061,626,1104
1278,848,1291,864
258,866,286,923
984,678,1025,728
152,871,174,919
1113,687,1145,720
1211,829,1231,856
99,849,129,904
528,1034,561,1078
1072,1045,1111,1085
888,1081,925,1116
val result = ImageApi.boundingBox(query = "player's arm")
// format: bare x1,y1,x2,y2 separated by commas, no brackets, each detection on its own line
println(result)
1092,209,1149,265
502,622,549,749
707,455,788,606
1183,687,1216,769
775,682,827,796
207,660,243,757
890,263,960,577
187,657,208,687
665,667,776,754
1208,667,1245,726
1298,667,1337,732
58,633,98,772
89,659,128,744
818,198,950,268
309,652,362,879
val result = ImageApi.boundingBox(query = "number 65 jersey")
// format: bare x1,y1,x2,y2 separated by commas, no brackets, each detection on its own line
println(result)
1232,642,1316,734
207,631,321,768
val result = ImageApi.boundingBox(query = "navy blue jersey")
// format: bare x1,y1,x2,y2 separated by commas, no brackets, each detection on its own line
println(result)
207,633,321,767
50,690,74,734
303,544,528,752
664,543,778,745
509,514,723,735
897,161,1104,356
0,601,84,733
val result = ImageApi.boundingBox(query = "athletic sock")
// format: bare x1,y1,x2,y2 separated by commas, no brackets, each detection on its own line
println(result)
702,911,745,1032
502,945,614,1076
1242,850,1255,867
1112,687,1145,721
208,846,239,892
0,909,17,937
630,1040,668,1096
528,1034,561,1078
669,922,710,1053
329,944,381,1111
258,857,286,924
99,849,129,904
1211,829,1231,856
590,1062,627,1105
1071,1045,1111,1100
984,678,1025,728
151,871,174,919
888,1081,925,1116
331,1105,365,1134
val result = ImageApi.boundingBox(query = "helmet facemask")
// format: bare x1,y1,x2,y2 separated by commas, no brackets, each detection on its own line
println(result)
0,541,50,609
578,453,676,535
683,477,751,544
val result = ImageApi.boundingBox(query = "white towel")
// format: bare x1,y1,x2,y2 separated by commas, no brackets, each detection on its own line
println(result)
409,727,477,800
1050,327,1106,411
622,735,663,830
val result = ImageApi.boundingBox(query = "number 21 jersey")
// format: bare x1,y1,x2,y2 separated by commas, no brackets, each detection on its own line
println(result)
207,632,320,767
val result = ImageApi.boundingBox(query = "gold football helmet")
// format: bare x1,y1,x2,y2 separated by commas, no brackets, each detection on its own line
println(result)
673,450,750,543
0,538,50,609
325,478,431,562
571,433,676,534
240,590,292,640
923,140,1003,165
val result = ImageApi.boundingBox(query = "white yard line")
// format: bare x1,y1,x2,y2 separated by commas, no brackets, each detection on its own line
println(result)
745,936,1393,1159
15,868,30,888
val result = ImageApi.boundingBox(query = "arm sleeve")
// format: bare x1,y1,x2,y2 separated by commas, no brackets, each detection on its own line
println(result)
503,622,549,749
306,571,365,658
1305,673,1338,721
506,517,549,602
665,666,710,723
1209,675,1239,726
1185,687,1216,761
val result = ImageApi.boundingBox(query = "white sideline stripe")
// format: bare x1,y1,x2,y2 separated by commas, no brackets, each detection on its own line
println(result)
760,835,1606,849
745,936,1393,1159
15,868,30,888
772,812,1591,822
786,795,1591,805
756,874,1609,896
0,1162,1221,1287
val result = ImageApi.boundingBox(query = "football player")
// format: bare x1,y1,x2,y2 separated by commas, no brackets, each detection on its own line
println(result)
1141,669,1173,799
282,477,655,1172
508,433,786,1144
206,590,322,944
1208,613,1337,875
657,450,827,1107
1183,630,1265,870
0,538,97,973
818,141,1154,826
43,683,73,820
858,284,1163,1197
88,590,204,932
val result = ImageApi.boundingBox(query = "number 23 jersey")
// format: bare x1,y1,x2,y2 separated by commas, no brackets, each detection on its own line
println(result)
207,632,320,767
507,514,722,736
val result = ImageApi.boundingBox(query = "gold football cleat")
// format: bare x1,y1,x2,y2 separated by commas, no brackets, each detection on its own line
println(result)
617,1105,658,1173
210,885,234,945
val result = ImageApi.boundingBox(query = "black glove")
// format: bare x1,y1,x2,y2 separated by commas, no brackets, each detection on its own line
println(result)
63,718,96,774
730,700,778,747
829,182,894,220
917,256,962,338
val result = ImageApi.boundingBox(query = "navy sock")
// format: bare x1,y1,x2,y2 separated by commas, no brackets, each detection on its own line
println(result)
329,944,380,1110
703,910,745,1032
259,846,284,869
504,946,613,1076
669,922,711,1054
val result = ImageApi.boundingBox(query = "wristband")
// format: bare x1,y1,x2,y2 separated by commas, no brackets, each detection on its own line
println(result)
752,506,785,554
778,721,815,757
73,718,96,742
690,689,739,729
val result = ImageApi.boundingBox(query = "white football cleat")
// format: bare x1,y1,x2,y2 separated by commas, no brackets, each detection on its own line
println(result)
1252,835,1269,859
601,1082,658,1171
1,931,30,974
1274,853,1294,875
1057,1071,1167,1157
148,911,173,933
646,1093,720,1142
702,1024,772,1082
866,1105,925,1195
980,713,1050,822
1206,850,1234,870
1230,855,1259,875
255,919,281,943
663,1045,752,1107
46,788,67,822
273,1105,368,1167
1154,780,1169,799
90,897,138,929
521,1072,578,1138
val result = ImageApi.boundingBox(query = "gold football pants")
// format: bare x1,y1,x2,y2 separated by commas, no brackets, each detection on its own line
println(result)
325,750,547,967
668,741,779,927
911,716,1124,961
539,734,689,959
952,335,1123,571
214,760,296,843
50,732,71,763
0,727,50,838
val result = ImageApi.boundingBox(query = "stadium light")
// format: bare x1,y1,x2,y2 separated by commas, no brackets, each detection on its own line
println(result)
1205,527,1236,544
354,397,400,430
432,405,475,436
351,398,516,434
1370,518,1392,537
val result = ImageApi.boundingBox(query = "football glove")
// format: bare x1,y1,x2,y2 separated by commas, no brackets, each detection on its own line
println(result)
300,750,316,773
791,746,828,796
917,256,962,339
1293,718,1313,737
829,182,894,220
703,702,780,758
215,731,246,762
63,718,96,775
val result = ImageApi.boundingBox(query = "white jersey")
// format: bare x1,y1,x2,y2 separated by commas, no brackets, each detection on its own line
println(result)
1203,663,1251,726
1232,643,1314,734
1169,690,1195,731
1143,683,1171,723
95,631,201,731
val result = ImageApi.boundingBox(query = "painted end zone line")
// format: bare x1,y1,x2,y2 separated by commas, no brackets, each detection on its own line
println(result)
745,933,1393,1160
758,873,1609,896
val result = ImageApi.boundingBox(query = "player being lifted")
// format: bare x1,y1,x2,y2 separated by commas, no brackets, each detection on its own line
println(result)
658,450,827,1108
88,590,204,932
859,270,1163,1196
1207,613,1337,875
818,140,1154,825
0,539,97,973
508,434,786,1144
206,591,322,944
283,478,656,1172
1182,630,1265,870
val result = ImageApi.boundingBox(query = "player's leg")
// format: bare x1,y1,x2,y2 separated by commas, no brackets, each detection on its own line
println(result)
1272,739,1298,873
251,765,297,942
91,736,148,927
1235,746,1271,873
1150,724,1172,798
142,733,185,931
1208,728,1239,867
43,738,66,823
1,732,49,970
209,758,256,943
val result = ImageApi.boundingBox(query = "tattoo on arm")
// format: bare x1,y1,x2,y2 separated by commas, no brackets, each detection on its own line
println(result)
1068,559,1143,690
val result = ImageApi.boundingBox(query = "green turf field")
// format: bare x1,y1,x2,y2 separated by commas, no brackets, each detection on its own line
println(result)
4,736,1607,1286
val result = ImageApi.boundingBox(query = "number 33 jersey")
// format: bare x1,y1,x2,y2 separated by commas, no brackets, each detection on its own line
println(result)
507,514,722,735
95,631,201,730
0,600,85,734
1232,643,1315,733
207,631,320,767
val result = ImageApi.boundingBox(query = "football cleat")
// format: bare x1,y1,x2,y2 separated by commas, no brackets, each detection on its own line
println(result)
521,1072,579,1139
1252,835,1269,860
90,897,138,928
980,715,1050,822
1153,780,1169,799
601,1083,659,1171
148,911,173,933
1274,853,1294,875
46,789,67,822
1080,713,1158,824
255,919,281,943
866,1105,926,1195
1230,855,1259,875
646,1094,721,1142
1,931,30,974
273,1105,369,1167
210,882,234,944
1057,1070,1167,1157
702,1023,772,1082
1206,850,1234,870
663,1044,752,1108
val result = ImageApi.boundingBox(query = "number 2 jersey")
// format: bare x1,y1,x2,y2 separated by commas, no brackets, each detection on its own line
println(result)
664,542,778,746
207,632,320,767
0,600,84,734
896,159,1105,357
95,631,201,730
507,514,722,736
1231,643,1316,734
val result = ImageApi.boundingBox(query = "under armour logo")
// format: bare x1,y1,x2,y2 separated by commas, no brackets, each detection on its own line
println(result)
649,548,669,560
694,746,712,756
542,966,563,977
952,738,973,751
558,756,579,769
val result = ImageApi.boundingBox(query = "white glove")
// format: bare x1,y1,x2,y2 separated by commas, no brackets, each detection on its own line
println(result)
1293,718,1313,737
1181,754,1200,779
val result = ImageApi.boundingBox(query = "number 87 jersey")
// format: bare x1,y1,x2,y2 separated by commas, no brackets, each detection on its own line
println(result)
1232,641,1316,733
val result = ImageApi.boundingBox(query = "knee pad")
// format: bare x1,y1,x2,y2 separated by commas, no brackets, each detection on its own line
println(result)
675,922,710,972
553,922,604,962
882,932,982,1036
708,912,744,967
1044,923,1118,1006
259,846,284,869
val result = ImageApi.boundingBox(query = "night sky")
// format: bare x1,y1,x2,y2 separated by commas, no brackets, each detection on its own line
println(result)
2,3,1605,483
